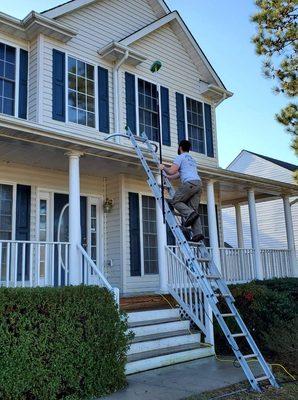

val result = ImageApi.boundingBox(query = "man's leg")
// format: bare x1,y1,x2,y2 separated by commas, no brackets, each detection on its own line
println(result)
188,183,204,240
170,182,198,221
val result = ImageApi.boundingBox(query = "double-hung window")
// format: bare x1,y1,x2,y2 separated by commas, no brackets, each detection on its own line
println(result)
0,43,16,116
0,184,13,280
138,78,159,142
186,97,205,154
68,57,95,128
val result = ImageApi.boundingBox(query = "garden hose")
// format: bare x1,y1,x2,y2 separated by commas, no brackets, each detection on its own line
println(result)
159,294,296,382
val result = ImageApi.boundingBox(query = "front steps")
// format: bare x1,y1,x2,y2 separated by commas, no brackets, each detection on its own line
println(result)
126,307,214,375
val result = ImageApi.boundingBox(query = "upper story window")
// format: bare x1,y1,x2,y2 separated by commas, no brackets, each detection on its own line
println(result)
138,78,159,142
186,98,205,154
67,57,95,128
0,43,16,116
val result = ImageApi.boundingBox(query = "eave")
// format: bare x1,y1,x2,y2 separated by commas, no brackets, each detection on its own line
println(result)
198,82,233,105
98,42,147,66
0,11,77,43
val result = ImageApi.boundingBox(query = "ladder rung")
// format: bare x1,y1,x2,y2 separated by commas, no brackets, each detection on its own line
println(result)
215,293,231,298
232,333,246,338
243,354,258,360
221,313,235,318
206,275,221,280
197,258,209,262
256,376,269,382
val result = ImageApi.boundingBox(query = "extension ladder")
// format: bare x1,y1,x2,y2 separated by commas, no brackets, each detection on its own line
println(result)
105,128,279,392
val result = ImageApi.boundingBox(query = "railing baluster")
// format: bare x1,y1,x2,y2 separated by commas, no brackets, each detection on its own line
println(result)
14,243,18,287
29,243,33,287
37,244,40,287
0,242,2,287
51,244,55,286
58,244,61,287
22,243,26,287
44,244,48,286
6,242,10,287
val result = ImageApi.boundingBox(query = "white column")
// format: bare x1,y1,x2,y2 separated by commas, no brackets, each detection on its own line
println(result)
67,151,83,285
283,196,297,277
207,180,221,271
235,203,244,248
247,189,263,280
155,174,168,293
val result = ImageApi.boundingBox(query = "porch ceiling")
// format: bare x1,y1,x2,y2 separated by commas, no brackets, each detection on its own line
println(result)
0,116,297,203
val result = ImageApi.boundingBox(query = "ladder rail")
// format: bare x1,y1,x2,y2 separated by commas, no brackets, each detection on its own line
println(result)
104,128,279,392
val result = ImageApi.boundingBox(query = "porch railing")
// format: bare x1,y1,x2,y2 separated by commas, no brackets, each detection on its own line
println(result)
166,246,208,336
260,248,292,279
219,248,256,283
0,240,70,287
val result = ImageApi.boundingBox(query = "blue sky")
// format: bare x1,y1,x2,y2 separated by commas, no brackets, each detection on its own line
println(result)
2,0,297,167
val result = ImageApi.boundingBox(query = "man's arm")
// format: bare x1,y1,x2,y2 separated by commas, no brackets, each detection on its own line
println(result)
159,163,179,176
165,172,180,180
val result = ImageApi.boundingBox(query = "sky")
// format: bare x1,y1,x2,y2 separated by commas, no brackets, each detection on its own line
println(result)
2,0,297,168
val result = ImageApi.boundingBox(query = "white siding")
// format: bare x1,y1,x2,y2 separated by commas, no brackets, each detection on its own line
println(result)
223,152,298,250
28,39,38,122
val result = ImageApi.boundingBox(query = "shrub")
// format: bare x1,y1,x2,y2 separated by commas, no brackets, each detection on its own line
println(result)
214,279,298,369
0,285,130,400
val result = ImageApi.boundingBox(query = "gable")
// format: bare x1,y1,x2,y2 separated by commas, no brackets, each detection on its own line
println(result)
228,151,295,184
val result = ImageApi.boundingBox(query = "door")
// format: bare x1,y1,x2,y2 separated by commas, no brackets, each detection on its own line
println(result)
53,193,87,286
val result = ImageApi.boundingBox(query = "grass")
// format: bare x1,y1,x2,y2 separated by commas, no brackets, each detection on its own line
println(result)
184,373,297,400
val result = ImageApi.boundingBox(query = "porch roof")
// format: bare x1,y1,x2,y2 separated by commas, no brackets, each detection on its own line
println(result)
0,115,297,205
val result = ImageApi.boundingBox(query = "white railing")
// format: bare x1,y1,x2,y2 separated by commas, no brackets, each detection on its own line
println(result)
78,244,120,304
261,249,292,279
166,246,207,336
0,240,70,287
219,248,256,283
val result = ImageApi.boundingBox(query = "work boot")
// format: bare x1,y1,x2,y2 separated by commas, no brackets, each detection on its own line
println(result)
192,233,205,242
184,211,199,227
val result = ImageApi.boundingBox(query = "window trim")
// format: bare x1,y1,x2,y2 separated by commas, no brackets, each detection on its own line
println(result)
65,53,99,130
0,39,28,119
135,74,162,141
87,196,104,274
182,94,212,156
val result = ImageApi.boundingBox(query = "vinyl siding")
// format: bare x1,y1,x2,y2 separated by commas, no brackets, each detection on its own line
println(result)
223,152,298,249
28,39,38,122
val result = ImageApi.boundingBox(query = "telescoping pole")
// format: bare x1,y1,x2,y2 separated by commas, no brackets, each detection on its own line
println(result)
150,60,165,223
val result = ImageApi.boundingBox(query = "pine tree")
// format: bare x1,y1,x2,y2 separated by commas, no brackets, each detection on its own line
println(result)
251,0,297,171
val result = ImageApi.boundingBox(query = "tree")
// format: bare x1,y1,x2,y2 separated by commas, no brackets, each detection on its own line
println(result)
251,0,298,169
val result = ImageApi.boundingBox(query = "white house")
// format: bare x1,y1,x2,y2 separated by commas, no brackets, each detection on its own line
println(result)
222,150,298,272
0,0,297,373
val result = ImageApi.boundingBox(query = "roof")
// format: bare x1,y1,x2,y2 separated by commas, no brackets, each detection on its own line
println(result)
119,11,228,90
245,150,298,172
42,0,170,19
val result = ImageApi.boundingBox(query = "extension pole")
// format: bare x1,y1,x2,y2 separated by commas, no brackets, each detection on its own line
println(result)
151,61,165,223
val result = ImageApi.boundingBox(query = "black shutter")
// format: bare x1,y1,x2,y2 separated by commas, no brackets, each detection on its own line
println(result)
176,92,186,143
98,66,110,133
125,72,136,133
161,86,171,146
204,103,214,157
16,185,31,280
52,49,65,121
18,49,28,119
129,192,141,276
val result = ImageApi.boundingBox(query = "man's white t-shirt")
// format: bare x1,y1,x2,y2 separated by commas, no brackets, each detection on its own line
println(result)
173,153,200,184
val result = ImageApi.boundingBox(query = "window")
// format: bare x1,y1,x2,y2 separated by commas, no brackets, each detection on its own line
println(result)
0,43,16,116
142,195,158,274
138,78,159,141
199,204,210,247
186,97,205,154
39,199,48,278
68,57,95,128
0,184,13,280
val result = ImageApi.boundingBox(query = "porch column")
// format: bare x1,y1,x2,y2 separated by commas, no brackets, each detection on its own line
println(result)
207,180,221,272
67,151,83,285
235,203,244,248
283,195,297,277
155,174,168,293
247,189,263,280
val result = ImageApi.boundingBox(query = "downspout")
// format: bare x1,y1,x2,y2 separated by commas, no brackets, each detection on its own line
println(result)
113,50,129,141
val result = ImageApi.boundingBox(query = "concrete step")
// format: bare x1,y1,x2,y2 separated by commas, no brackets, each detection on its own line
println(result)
132,329,190,343
128,332,201,355
127,308,180,324
131,319,190,338
126,345,214,375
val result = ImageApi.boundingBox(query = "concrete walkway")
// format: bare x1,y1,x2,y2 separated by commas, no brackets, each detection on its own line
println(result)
102,356,262,400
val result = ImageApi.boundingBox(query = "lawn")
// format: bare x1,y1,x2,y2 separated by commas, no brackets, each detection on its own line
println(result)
185,374,297,400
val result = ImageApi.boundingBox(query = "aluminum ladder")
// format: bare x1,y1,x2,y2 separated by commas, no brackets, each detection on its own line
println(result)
105,128,279,392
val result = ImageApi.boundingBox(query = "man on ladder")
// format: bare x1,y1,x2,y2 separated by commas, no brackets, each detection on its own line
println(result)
159,139,204,243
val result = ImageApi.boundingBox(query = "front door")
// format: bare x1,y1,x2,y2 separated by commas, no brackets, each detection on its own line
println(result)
53,193,87,286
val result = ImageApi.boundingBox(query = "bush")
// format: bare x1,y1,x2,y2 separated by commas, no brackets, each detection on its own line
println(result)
214,279,298,372
0,285,130,400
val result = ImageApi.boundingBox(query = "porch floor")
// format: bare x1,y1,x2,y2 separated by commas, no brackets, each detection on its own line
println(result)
120,293,177,312
101,357,262,400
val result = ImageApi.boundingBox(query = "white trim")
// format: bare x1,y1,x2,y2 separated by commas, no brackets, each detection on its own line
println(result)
36,34,44,124
43,0,169,19
119,174,126,291
120,11,226,90
139,193,144,276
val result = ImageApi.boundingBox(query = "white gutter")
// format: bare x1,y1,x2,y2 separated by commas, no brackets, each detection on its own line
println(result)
113,50,129,140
